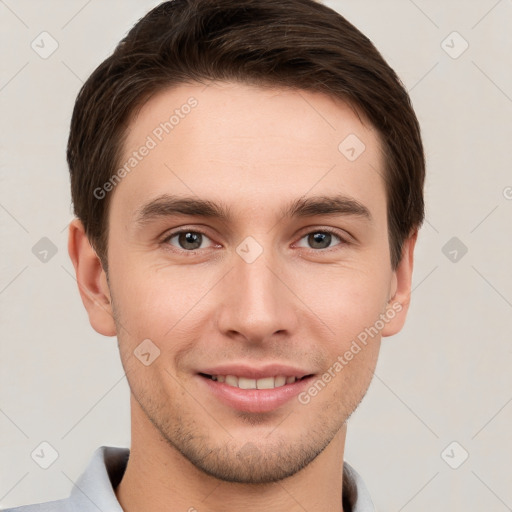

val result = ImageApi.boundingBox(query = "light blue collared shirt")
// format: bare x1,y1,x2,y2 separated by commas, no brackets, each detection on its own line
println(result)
3,446,376,511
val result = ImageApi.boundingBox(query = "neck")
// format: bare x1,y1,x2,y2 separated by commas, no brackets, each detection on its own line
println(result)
115,395,348,512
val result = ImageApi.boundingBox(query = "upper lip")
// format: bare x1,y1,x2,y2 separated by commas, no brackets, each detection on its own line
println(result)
198,363,313,380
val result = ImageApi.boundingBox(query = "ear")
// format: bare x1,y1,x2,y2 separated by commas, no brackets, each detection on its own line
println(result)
67,218,117,337
381,230,418,337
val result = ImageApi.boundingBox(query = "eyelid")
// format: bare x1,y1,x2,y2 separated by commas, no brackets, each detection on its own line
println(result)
160,225,353,253
161,227,217,248
293,226,351,250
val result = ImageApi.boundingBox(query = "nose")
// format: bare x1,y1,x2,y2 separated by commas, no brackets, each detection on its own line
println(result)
215,245,299,344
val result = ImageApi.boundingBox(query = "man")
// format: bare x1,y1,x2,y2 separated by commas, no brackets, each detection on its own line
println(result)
6,0,424,510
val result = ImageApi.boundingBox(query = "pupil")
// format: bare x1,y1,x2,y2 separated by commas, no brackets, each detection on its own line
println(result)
180,232,201,250
310,232,330,249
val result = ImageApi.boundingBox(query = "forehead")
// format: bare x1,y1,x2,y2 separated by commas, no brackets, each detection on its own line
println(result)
113,81,386,225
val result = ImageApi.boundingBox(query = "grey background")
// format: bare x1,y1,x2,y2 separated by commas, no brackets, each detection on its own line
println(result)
1,0,511,510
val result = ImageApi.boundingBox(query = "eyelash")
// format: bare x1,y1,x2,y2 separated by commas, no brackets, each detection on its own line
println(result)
161,227,350,254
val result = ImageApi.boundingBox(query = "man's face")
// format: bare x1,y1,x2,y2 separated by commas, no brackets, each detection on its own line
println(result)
101,81,407,483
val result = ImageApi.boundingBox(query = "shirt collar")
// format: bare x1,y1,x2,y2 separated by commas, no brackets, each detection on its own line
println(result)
70,446,375,512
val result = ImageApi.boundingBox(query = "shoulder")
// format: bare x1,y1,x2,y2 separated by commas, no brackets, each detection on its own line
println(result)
2,497,71,512
343,460,376,512
2,445,129,512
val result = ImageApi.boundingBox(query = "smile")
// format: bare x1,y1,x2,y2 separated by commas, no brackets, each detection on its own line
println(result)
197,370,315,413
200,374,309,389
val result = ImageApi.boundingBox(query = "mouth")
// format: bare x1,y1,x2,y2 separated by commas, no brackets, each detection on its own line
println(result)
198,373,312,390
197,368,315,413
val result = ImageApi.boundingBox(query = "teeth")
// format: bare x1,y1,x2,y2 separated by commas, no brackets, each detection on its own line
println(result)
225,375,238,387
211,374,299,389
238,377,256,389
256,377,275,389
275,376,286,387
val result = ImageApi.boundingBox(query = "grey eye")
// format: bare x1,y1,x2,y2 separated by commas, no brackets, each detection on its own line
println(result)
167,231,213,250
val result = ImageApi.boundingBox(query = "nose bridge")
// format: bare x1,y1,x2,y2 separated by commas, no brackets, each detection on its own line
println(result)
216,240,297,342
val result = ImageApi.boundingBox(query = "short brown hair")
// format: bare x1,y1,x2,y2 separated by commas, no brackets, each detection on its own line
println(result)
67,0,425,270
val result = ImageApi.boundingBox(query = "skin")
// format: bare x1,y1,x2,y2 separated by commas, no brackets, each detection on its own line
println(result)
68,81,417,512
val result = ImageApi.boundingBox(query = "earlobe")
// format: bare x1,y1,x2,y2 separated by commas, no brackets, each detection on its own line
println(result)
381,230,418,337
67,218,117,337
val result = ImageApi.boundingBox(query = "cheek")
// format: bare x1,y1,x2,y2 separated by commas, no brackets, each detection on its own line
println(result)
317,283,384,402
298,334,380,414
110,261,211,345
314,268,391,340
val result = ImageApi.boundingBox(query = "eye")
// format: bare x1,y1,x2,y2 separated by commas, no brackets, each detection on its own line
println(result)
162,227,348,253
295,229,346,250
164,229,215,251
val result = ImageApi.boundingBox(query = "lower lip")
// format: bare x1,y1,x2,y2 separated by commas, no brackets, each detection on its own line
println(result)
198,375,314,413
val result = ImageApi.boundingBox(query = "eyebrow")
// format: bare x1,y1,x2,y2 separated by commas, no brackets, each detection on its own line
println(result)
134,193,372,226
